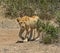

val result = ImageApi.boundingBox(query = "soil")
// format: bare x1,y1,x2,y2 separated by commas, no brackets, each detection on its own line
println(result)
0,28,60,53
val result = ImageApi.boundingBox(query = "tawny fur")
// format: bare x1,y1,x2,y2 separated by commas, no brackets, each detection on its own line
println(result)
17,16,40,42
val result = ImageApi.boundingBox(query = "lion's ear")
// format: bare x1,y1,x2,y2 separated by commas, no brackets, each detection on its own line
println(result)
17,18,19,22
16,17,21,22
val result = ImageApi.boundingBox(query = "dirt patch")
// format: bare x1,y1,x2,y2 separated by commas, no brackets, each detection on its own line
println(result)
0,28,60,53
0,28,19,44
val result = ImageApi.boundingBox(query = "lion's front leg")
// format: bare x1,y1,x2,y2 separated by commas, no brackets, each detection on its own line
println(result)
31,29,40,41
16,28,25,43
23,28,30,42
28,28,33,41
19,28,25,40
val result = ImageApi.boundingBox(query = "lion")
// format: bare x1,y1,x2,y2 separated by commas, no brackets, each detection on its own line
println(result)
16,15,40,42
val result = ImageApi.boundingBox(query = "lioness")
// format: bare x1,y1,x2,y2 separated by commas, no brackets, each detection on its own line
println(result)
17,15,40,42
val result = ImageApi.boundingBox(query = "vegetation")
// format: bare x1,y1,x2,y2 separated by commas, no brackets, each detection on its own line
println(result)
0,0,59,18
42,23,59,44
37,20,59,44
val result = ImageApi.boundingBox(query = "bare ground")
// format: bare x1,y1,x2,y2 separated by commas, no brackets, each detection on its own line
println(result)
0,28,60,53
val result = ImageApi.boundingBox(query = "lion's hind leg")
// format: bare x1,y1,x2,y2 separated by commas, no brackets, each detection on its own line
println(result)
31,29,40,41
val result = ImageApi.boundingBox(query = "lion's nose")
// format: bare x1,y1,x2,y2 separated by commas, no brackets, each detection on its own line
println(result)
21,26,25,28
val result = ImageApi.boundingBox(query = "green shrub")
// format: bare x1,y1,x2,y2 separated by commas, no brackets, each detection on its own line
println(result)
42,34,52,44
37,19,45,31
18,7,34,17
37,20,59,44
0,0,34,18
43,23,59,44
56,17,60,27
0,0,58,19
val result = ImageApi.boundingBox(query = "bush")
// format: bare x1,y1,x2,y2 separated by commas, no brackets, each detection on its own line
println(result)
0,0,34,18
18,7,34,17
43,23,59,44
42,34,52,44
0,0,58,19
57,17,60,26
37,20,59,44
